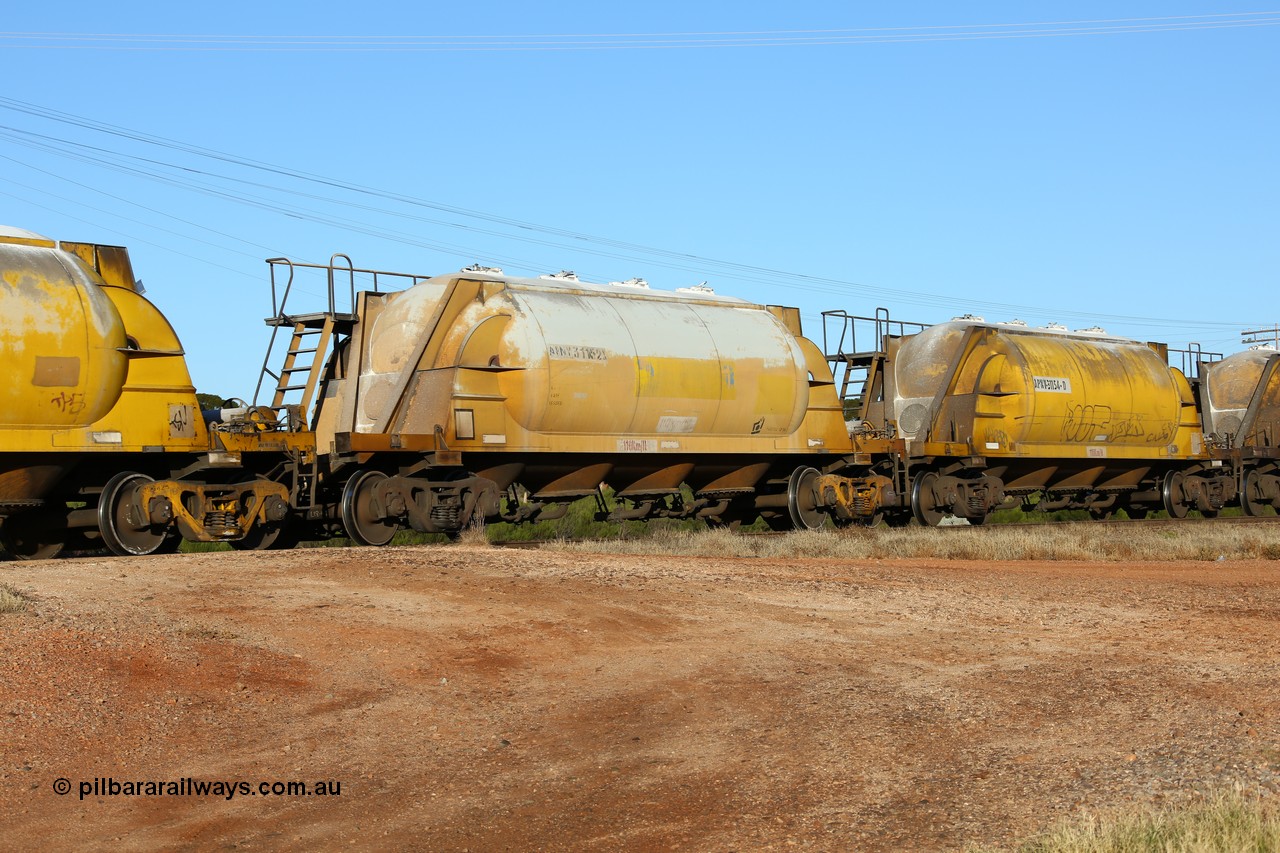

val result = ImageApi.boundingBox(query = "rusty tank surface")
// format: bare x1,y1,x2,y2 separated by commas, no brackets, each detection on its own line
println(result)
0,227,131,432
1202,345,1280,447
327,271,828,445
888,319,1204,459
1201,345,1280,515
0,226,131,511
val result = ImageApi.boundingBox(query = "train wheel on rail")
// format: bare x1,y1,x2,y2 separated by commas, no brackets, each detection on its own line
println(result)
1241,470,1269,517
762,513,793,531
0,519,64,561
230,522,301,551
883,511,913,528
911,471,946,527
836,511,884,529
98,472,177,557
340,470,400,546
787,467,826,531
1161,470,1190,519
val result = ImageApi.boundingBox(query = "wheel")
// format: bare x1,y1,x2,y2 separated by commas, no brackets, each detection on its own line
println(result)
762,513,793,531
967,512,989,526
911,471,946,527
1241,470,1268,517
229,522,300,551
1125,506,1149,520
341,470,400,546
153,532,183,554
1162,470,1190,519
98,472,172,557
833,511,883,529
786,467,826,531
0,521,64,560
883,511,914,528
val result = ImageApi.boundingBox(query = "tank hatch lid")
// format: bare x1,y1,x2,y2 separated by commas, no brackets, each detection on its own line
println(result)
454,270,754,306
0,225,55,248
932,316,1138,345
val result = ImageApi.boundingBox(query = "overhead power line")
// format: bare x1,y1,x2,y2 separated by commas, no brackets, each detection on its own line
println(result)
0,95,1256,333
0,13,1278,51
1242,326,1280,347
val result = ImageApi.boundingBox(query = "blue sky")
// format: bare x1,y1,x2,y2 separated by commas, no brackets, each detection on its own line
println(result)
2,2,1275,397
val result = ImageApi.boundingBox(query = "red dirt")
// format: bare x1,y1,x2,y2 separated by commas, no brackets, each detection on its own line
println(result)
2,546,1278,851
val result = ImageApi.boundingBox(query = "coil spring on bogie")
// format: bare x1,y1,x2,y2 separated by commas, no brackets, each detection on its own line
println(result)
853,495,872,514
430,503,460,528
203,510,237,533
967,495,986,515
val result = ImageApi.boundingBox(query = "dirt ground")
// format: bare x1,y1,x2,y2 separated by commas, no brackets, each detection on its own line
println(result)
1,544,1277,852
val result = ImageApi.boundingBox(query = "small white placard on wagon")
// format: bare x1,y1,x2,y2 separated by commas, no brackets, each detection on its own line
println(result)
1033,376,1072,393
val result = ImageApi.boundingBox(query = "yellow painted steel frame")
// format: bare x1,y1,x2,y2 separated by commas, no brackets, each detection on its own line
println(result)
138,479,292,543
213,431,317,456
815,472,894,521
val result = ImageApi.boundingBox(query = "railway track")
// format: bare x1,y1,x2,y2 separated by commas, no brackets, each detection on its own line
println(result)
991,514,1279,531
489,513,1279,549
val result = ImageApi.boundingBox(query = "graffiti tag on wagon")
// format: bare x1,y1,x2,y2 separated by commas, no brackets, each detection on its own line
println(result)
50,391,86,415
1061,403,1113,442
1061,403,1173,444
1106,416,1146,441
548,345,607,361
169,404,196,439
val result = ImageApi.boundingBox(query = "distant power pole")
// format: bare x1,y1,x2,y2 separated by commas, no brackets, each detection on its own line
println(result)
1242,325,1280,347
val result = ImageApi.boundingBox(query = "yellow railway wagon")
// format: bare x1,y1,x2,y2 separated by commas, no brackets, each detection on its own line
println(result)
306,268,856,542
0,227,306,558
858,318,1233,523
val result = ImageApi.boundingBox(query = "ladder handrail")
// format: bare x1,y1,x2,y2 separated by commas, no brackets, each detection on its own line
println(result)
327,253,355,316
821,308,929,361
1167,342,1224,380
254,255,433,420
821,308,929,407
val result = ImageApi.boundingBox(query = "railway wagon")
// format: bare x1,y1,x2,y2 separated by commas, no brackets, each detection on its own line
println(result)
828,314,1238,524
0,227,311,558
265,261,870,543
1201,345,1280,515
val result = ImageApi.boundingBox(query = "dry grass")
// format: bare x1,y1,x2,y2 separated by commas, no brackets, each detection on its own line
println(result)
552,523,1280,562
977,788,1280,852
454,518,494,548
0,582,29,614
